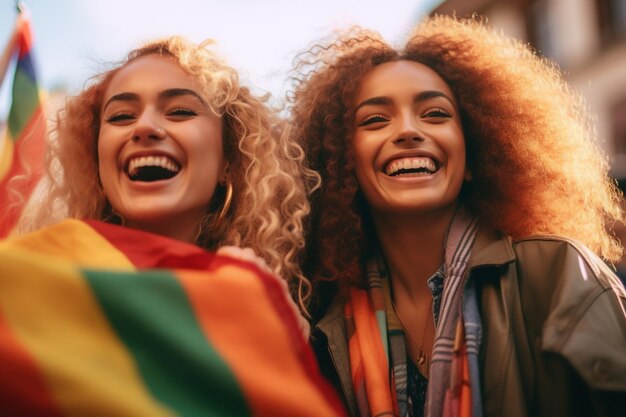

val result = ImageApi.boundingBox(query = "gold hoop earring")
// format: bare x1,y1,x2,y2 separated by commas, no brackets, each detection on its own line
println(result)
217,180,233,222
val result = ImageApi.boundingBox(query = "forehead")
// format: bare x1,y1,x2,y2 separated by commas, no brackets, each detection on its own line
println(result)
103,54,198,98
356,60,455,103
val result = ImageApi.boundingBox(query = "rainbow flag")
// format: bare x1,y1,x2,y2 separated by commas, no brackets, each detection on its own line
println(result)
0,9,47,237
0,220,346,417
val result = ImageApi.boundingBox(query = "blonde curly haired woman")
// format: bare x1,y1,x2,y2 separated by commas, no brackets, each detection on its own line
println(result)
21,37,314,300
0,37,345,417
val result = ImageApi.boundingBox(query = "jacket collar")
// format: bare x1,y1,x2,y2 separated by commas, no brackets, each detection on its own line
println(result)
315,293,346,334
468,227,516,270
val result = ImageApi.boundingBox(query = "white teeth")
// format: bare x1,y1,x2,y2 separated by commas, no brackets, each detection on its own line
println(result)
127,155,180,176
385,157,437,176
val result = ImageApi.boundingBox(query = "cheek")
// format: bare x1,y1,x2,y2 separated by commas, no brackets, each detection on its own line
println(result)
97,130,114,161
351,137,372,171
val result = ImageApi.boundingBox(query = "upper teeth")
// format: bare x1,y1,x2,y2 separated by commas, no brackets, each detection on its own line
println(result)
385,157,437,176
128,155,180,176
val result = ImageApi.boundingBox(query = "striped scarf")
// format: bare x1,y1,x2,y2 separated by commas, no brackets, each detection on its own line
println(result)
0,219,346,417
344,209,482,417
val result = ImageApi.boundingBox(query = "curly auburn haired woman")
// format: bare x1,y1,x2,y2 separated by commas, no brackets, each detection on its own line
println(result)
289,15,626,417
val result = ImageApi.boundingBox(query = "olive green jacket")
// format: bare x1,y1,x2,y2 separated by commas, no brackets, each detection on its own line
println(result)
311,230,626,417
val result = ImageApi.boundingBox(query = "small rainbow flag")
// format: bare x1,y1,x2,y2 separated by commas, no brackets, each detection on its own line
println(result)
0,7,47,237
0,220,346,416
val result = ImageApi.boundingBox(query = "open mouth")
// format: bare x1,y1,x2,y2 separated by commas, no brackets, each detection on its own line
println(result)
385,157,438,177
126,155,181,182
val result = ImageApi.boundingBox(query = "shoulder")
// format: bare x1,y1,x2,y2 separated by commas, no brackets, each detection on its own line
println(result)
512,235,620,290
504,235,626,391
472,231,623,295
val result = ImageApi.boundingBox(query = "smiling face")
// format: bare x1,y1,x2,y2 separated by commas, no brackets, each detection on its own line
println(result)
98,54,225,241
352,60,468,217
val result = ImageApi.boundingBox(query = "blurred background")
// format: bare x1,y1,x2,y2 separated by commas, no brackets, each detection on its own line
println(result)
432,0,626,181
0,0,439,117
430,0,626,280
2,0,623,175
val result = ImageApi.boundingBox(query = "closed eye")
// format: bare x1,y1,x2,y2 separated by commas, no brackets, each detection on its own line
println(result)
106,112,135,124
423,107,451,118
168,107,197,118
358,114,389,127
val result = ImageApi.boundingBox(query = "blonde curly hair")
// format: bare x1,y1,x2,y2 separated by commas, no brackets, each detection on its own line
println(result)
290,16,623,290
20,36,316,307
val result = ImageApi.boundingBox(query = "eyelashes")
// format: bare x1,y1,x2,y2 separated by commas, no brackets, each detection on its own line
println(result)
105,108,198,124
106,112,134,123
423,107,451,118
167,107,197,117
358,114,388,126
357,107,452,127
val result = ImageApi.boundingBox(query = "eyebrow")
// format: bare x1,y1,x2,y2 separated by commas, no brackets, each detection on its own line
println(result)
102,92,139,112
354,90,456,113
158,88,207,106
102,88,207,112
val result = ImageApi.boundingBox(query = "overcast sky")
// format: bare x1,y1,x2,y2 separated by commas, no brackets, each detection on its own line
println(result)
0,0,441,117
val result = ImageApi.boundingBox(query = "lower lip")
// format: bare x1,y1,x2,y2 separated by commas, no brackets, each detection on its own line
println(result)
382,170,440,182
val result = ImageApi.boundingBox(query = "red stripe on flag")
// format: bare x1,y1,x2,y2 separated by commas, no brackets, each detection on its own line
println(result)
0,310,64,416
16,15,34,59
0,105,46,237
86,220,216,269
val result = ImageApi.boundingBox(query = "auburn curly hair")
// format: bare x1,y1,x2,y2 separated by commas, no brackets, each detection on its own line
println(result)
19,36,316,307
289,16,623,292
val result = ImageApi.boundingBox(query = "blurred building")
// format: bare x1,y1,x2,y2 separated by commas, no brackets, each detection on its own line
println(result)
431,0,626,179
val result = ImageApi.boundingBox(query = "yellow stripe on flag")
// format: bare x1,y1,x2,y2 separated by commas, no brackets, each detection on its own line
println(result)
0,247,176,417
0,219,135,269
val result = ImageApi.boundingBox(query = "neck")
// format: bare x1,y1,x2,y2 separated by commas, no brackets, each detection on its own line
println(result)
374,206,457,375
373,205,456,298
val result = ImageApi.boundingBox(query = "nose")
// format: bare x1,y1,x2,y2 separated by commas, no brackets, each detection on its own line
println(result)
392,113,424,146
132,109,165,142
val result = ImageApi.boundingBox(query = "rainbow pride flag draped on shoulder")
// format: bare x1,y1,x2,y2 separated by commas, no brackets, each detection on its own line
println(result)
0,8,47,237
0,220,346,417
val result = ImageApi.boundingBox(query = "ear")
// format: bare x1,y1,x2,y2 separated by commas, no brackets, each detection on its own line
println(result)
464,168,473,182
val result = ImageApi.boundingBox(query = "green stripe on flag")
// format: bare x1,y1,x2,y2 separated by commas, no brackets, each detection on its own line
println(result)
8,67,40,139
83,269,252,417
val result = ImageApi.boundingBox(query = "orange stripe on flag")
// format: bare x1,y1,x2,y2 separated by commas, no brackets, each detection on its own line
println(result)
0,135,14,181
177,264,345,417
